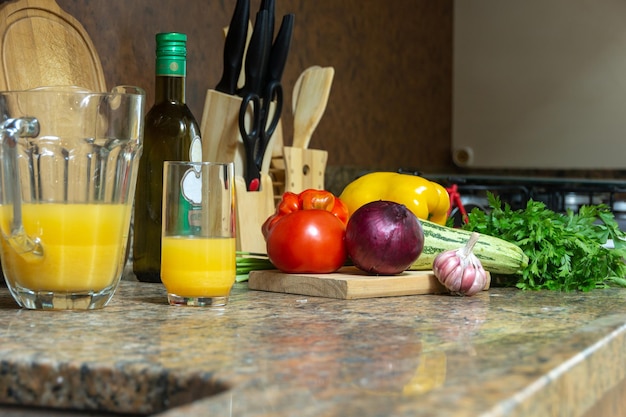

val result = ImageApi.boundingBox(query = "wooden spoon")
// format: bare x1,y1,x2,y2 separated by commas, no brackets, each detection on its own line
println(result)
291,66,335,149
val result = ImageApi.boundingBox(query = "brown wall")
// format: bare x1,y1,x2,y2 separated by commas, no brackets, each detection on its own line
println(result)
55,0,455,178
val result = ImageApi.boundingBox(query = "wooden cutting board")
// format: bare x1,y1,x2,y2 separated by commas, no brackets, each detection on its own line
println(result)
0,0,106,91
248,267,491,300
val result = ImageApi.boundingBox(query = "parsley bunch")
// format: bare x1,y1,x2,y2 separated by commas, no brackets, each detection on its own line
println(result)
464,193,626,292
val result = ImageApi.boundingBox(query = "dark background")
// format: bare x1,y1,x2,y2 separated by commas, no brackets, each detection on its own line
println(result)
10,0,622,190
55,0,453,177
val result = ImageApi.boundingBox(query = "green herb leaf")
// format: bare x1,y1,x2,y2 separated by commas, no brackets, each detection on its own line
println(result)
463,193,626,291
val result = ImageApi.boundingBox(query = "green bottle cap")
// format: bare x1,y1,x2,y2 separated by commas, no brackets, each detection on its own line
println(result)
155,32,187,77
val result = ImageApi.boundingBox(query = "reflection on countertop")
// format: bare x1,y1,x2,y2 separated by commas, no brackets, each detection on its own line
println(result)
0,281,626,416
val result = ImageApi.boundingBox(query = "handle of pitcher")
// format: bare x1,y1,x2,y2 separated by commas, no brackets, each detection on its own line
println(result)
1,117,44,257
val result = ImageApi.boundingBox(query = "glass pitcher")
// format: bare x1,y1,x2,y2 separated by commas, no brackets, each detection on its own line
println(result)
0,86,144,309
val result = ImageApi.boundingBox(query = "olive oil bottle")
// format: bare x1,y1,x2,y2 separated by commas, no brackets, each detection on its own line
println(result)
133,32,202,283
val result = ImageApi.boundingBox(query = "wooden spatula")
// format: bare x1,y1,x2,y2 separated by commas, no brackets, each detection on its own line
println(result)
291,65,320,114
291,66,335,149
282,66,334,193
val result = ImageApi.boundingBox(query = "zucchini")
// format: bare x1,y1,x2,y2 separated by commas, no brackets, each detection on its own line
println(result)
411,220,528,275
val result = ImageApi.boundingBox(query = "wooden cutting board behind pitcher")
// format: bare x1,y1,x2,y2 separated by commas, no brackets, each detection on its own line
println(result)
0,0,106,92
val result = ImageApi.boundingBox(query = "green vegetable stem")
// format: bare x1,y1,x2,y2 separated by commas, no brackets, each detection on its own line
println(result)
236,252,275,282
464,193,626,292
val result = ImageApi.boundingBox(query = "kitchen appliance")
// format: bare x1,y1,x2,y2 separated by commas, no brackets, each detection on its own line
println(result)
419,173,626,229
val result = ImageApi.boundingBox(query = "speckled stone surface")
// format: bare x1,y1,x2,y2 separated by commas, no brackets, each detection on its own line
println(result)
1,282,626,416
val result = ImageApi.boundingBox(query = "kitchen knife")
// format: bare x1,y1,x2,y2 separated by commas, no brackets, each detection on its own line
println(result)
266,13,294,86
238,10,271,191
260,0,276,41
215,0,250,95
252,13,293,170
239,10,271,98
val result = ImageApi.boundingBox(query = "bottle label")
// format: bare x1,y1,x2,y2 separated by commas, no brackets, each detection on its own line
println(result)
179,167,203,235
156,58,186,77
189,135,202,162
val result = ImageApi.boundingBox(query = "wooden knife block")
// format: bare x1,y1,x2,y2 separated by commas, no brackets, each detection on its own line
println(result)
233,174,274,253
200,89,331,253
282,146,328,193
200,88,280,253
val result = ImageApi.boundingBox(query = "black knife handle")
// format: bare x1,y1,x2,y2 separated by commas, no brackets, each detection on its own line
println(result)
239,10,271,97
267,13,294,84
260,0,276,40
215,0,250,94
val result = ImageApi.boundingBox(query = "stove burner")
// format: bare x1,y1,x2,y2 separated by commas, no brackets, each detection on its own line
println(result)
416,173,626,229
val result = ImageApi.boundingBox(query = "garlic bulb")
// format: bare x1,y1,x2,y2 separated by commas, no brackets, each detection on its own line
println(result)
433,232,487,296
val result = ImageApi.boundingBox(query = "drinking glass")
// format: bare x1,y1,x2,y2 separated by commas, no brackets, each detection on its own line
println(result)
161,161,236,307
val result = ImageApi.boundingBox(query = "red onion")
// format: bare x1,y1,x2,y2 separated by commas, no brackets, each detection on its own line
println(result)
345,200,424,275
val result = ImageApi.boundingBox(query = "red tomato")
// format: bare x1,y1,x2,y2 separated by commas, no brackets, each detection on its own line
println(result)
266,210,347,274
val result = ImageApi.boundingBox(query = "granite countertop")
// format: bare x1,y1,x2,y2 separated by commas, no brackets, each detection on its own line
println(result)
1,280,626,417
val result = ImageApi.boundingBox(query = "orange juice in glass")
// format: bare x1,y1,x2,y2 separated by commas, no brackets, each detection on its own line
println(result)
161,162,236,307
161,236,236,297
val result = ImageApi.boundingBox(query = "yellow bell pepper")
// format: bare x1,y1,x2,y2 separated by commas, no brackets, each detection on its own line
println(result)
339,172,450,225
